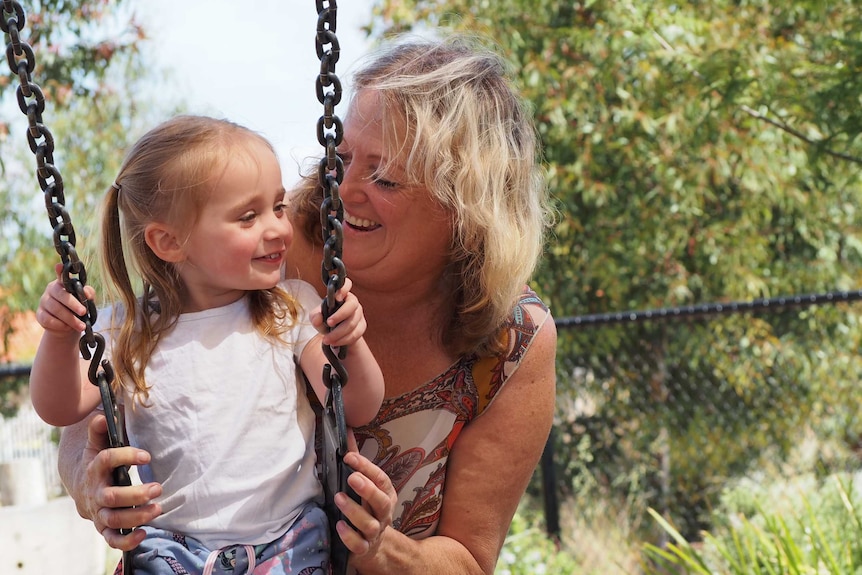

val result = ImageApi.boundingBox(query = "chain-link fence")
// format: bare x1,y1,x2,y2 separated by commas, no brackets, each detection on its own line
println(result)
542,291,862,547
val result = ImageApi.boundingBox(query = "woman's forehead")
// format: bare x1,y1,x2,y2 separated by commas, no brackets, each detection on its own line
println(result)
345,92,413,154
345,90,386,131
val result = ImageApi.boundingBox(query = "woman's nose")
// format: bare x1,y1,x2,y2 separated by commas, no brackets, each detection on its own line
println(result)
338,163,362,203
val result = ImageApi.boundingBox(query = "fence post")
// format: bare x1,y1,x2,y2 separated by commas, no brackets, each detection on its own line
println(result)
541,427,560,544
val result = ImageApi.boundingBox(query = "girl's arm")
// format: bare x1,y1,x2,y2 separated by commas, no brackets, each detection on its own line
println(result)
30,265,103,426
300,278,385,427
331,335,385,426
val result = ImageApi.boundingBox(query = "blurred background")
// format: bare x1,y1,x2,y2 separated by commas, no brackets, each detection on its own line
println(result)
3,1,862,574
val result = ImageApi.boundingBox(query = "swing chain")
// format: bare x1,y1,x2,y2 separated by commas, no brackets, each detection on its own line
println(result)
316,3,359,574
316,0,345,303
2,0,111,402
2,0,129,456
316,0,347,442
3,8,132,571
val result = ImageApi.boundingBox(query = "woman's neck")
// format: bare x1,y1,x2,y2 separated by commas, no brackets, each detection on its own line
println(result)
287,231,459,394
355,279,458,397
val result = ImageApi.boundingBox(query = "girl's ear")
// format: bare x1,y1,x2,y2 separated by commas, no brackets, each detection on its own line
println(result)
145,223,185,263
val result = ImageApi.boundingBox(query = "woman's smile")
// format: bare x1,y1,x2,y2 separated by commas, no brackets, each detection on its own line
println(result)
344,210,381,231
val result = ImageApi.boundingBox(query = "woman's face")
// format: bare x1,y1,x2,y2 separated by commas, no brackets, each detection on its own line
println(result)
337,89,453,293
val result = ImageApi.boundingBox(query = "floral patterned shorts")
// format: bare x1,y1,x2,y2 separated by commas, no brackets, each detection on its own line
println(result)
113,504,330,575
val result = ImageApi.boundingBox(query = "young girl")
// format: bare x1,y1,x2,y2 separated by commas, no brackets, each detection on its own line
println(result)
29,115,384,574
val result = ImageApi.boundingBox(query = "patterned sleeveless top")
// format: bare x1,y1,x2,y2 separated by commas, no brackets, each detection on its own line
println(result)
352,286,550,539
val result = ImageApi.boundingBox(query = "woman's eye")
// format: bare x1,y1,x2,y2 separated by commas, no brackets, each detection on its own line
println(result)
373,176,397,190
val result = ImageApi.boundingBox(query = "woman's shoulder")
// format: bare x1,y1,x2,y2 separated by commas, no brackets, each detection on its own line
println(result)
503,285,553,355
517,285,549,307
470,286,555,413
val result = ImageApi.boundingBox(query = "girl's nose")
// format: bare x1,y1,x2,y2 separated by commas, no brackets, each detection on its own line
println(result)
264,212,292,242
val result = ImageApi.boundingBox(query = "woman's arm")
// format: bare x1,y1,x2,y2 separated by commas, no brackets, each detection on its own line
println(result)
340,313,558,574
58,412,164,550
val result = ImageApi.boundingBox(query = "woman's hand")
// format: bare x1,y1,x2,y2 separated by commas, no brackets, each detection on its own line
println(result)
336,451,397,559
67,413,163,550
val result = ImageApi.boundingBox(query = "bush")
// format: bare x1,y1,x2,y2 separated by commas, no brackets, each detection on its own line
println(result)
497,506,580,575
641,472,862,574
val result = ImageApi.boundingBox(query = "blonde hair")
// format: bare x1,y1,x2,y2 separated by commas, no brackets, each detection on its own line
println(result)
101,115,299,403
293,34,550,356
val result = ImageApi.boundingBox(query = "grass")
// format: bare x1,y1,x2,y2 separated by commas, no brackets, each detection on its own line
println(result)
642,473,862,575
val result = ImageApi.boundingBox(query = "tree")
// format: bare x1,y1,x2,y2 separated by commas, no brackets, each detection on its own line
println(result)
367,0,862,541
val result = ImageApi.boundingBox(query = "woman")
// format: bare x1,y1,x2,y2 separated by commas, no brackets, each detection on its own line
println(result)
58,34,557,574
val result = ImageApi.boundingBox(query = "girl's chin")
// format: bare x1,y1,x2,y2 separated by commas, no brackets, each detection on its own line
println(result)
252,274,283,290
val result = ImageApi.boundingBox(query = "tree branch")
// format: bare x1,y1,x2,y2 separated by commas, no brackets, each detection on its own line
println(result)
740,105,862,165
652,29,862,166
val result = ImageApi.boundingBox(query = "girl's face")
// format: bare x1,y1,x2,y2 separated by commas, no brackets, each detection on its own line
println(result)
176,138,291,311
338,89,453,293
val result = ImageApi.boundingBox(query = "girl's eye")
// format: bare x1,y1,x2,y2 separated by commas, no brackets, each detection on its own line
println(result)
274,202,286,214
239,212,257,223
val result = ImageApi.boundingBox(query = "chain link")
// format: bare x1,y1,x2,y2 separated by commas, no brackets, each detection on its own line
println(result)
315,2,357,573
557,290,862,327
2,3,132,565
2,0,126,441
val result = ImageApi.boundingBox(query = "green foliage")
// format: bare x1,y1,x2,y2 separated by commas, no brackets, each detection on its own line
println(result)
642,473,862,574
0,366,29,417
1,1,175,318
369,0,862,314
551,304,862,539
1,1,139,326
496,505,580,575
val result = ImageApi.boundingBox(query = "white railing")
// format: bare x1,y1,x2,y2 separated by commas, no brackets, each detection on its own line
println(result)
0,400,62,499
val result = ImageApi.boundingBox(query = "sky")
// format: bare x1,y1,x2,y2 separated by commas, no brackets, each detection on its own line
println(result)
135,0,375,184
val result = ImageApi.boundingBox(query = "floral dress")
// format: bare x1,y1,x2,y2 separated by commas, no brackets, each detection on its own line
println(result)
352,287,551,538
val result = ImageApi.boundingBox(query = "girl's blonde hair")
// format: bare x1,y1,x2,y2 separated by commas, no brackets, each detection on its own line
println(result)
102,115,299,403
292,35,550,356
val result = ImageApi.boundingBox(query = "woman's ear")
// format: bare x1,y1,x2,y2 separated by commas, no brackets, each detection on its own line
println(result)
145,223,185,263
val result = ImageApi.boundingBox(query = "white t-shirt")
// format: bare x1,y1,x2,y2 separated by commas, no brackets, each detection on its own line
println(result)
96,279,323,549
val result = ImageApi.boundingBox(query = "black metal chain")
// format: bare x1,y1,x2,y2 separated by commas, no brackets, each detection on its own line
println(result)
557,290,862,327
1,0,129,448
1,3,132,572
315,2,358,574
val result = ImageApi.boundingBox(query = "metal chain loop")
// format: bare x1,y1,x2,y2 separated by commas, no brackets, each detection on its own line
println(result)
2,0,124,438
2,4,132,568
316,0,347,440
315,2,358,573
